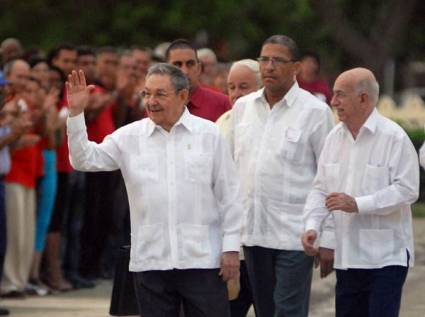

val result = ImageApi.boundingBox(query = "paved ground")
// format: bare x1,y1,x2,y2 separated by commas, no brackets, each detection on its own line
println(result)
3,219,425,316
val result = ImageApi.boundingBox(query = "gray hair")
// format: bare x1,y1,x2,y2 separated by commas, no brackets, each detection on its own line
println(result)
230,59,262,89
3,59,28,77
262,35,300,61
197,48,217,63
146,63,189,92
356,78,380,106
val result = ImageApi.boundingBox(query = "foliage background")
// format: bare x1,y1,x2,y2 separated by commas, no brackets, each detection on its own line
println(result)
1,0,424,84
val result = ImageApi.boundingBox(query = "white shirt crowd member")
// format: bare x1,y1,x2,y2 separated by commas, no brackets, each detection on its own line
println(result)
228,82,334,250
304,108,419,269
67,107,242,272
419,139,425,169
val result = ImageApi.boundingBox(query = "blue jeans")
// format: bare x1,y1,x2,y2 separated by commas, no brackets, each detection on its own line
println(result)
244,246,313,317
335,265,408,317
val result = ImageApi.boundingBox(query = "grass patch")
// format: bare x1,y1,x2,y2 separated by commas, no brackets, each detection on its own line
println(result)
412,203,425,218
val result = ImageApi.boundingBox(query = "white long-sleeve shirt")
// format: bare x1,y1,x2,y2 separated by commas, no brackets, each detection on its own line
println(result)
419,141,425,169
228,82,335,250
304,108,419,269
67,108,242,272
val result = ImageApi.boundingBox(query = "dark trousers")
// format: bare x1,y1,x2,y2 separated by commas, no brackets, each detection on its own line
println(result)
133,269,230,317
244,246,313,317
0,181,6,279
79,171,119,277
63,171,86,278
230,260,254,317
48,172,70,232
335,265,408,317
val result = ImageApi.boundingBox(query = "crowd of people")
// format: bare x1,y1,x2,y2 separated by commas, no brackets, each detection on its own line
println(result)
0,33,418,317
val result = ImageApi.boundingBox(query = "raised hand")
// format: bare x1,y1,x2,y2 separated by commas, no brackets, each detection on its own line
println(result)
66,70,95,117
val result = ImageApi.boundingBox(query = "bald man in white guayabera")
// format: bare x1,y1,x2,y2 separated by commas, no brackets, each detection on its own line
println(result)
227,35,335,317
66,63,242,317
302,68,419,317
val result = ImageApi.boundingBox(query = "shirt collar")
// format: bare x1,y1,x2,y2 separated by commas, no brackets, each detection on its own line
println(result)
361,108,378,134
340,107,378,137
255,81,300,108
146,107,194,137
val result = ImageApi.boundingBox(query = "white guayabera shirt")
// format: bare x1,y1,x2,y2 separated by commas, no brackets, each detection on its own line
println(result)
67,108,242,272
304,108,419,269
228,82,335,250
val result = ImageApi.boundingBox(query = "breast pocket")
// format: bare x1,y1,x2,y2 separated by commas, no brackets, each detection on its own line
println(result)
280,127,302,161
130,154,159,183
185,152,213,184
362,164,390,194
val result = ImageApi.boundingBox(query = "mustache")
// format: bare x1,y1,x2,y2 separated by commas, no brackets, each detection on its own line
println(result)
146,104,163,112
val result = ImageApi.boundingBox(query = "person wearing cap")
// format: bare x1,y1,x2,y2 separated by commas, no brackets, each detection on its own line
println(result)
66,63,242,317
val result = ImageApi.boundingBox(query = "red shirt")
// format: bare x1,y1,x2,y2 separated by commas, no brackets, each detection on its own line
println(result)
187,86,231,122
85,86,116,143
5,141,43,189
56,89,73,173
298,79,332,105
87,104,115,143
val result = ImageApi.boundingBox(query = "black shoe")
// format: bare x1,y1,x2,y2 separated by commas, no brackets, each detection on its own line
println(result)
67,274,95,289
0,307,9,315
1,290,26,299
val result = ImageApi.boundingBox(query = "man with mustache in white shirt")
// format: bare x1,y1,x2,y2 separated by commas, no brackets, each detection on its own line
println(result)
66,63,242,317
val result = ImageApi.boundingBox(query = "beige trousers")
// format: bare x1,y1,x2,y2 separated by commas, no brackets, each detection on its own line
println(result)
0,183,35,293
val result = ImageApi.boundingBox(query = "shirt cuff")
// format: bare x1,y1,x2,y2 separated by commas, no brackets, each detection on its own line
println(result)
355,195,376,215
305,219,321,233
222,233,240,253
67,112,86,133
319,230,335,249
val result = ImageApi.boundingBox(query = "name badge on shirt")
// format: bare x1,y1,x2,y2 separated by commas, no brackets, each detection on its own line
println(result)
285,127,301,143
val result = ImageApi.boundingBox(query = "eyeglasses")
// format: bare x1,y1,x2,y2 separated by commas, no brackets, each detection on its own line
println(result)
140,90,172,100
257,56,294,66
